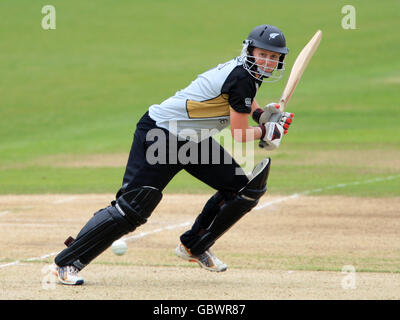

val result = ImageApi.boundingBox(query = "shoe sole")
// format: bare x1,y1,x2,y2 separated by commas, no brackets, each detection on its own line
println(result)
175,246,227,272
51,266,84,285
57,278,84,285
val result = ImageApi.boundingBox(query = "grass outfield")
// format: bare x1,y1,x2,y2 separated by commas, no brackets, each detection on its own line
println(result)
0,0,399,196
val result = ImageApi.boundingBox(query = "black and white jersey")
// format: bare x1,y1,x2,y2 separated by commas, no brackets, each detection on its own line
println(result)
148,57,262,142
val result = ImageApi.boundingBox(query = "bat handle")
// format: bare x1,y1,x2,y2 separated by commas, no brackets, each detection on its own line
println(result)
279,99,286,112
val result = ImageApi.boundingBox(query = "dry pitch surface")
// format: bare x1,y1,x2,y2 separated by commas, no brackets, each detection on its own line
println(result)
0,194,399,300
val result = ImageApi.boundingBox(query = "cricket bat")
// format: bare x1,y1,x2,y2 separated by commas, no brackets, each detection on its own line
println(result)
260,30,322,148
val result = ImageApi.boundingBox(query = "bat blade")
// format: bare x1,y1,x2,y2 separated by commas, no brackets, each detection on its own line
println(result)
279,30,322,111
259,30,322,149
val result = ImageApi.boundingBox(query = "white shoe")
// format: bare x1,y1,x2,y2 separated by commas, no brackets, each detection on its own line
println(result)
175,243,227,272
52,264,84,285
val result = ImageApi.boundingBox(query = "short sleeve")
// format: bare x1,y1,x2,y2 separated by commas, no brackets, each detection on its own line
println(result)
221,67,257,114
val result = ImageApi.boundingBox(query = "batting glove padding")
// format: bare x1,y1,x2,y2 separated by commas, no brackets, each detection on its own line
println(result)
256,103,294,135
258,103,282,124
278,111,294,135
259,112,294,150
259,122,285,150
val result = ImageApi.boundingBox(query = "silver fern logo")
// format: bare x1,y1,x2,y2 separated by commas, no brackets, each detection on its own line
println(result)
269,33,280,40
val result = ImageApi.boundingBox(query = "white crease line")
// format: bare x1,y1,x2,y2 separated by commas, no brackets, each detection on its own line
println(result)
0,210,11,217
123,222,191,242
1,174,399,270
0,252,59,269
0,223,192,269
255,194,300,210
255,174,400,209
0,261,21,268
25,252,59,262
303,174,400,195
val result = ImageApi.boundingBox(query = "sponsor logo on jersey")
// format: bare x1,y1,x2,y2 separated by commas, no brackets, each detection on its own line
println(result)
245,98,252,108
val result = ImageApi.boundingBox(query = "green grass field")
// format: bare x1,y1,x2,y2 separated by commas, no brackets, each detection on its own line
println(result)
1,0,399,196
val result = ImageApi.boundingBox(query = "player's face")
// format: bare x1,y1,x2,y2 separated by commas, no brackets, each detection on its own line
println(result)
252,48,280,73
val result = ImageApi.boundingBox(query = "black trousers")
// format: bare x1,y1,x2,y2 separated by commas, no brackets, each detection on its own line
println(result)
121,112,249,248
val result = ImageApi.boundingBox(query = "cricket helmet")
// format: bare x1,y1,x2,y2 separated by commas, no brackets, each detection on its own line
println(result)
241,24,289,82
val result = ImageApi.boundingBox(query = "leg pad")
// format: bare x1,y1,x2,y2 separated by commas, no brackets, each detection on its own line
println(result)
55,186,162,270
189,158,271,255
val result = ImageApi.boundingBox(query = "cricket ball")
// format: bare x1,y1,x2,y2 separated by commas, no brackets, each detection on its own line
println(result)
112,239,128,256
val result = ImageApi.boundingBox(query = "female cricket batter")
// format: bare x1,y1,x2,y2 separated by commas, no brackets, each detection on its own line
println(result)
52,24,294,285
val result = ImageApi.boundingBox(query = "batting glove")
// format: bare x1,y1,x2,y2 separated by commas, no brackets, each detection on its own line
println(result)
258,105,294,150
252,103,281,124
277,111,294,135
259,122,285,150
259,103,282,124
